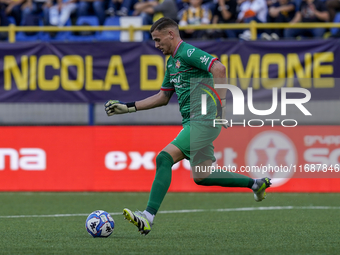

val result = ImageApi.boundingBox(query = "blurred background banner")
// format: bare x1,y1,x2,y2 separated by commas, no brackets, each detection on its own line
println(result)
0,40,339,103
0,126,339,192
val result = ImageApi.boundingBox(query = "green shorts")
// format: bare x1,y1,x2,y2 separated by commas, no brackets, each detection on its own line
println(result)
171,122,221,167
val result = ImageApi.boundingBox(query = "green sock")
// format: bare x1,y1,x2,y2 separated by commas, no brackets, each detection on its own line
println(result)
195,171,254,188
146,151,174,215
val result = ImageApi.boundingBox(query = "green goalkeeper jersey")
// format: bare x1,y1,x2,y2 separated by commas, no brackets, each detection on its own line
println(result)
161,41,219,125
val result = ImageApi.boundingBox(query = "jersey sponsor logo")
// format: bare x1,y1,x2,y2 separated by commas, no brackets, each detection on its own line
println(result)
175,60,181,69
200,55,210,65
170,75,181,84
187,48,195,57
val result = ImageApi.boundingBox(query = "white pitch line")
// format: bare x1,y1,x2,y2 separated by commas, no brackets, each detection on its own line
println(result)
0,212,123,219
1,206,340,219
158,206,340,214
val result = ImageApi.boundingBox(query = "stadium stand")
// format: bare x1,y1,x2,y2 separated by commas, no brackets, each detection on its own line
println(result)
96,16,121,41
119,16,143,41
49,18,73,41
1,0,340,42
330,12,340,36
68,15,100,41
16,19,44,41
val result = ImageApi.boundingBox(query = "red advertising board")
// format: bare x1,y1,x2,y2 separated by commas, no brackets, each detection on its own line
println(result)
0,126,339,192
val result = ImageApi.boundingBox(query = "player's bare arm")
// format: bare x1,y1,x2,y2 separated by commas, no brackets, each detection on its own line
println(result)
210,60,228,125
210,60,227,98
105,90,174,116
135,90,174,110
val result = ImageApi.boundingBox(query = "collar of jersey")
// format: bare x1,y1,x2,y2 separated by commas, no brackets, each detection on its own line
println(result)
172,40,183,58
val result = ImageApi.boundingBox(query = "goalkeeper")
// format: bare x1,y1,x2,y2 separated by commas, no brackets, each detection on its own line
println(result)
105,17,271,236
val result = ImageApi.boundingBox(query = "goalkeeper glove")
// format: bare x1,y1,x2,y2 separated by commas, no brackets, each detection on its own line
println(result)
105,100,137,116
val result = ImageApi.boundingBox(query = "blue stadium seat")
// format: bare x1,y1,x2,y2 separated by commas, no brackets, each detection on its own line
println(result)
68,16,99,41
42,19,73,41
331,13,340,36
16,31,42,41
7,16,16,25
55,19,73,41
16,19,44,42
96,17,120,41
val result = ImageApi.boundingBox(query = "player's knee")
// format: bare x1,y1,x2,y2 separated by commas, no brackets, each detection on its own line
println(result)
194,177,207,185
156,151,174,170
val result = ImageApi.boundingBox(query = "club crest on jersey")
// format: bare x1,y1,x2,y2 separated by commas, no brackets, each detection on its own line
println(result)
175,60,181,68
187,48,195,57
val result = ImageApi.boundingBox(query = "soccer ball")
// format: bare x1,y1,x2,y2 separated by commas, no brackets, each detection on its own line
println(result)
85,210,115,238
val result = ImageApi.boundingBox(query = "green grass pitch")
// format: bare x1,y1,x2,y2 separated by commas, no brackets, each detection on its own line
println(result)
0,192,339,255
